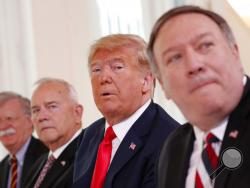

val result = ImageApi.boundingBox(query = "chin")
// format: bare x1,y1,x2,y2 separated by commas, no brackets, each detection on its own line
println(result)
99,105,119,115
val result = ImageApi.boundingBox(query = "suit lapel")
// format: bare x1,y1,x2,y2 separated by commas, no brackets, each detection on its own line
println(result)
21,137,36,187
41,158,68,187
104,102,156,187
105,130,143,186
74,124,104,182
0,156,10,188
21,136,48,188
171,124,194,187
27,155,47,188
40,135,79,187
215,77,250,188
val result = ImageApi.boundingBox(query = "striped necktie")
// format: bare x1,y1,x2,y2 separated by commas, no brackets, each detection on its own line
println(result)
195,133,220,188
10,155,18,188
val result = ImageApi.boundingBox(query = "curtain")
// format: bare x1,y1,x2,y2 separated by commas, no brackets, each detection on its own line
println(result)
0,0,36,160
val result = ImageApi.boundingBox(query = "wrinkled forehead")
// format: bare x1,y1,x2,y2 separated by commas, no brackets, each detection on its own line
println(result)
162,13,222,34
91,47,136,65
32,82,70,102
155,13,224,48
0,98,22,111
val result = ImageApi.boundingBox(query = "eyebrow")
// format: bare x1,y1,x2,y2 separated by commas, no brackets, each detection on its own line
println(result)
31,101,58,109
162,32,214,56
91,57,124,66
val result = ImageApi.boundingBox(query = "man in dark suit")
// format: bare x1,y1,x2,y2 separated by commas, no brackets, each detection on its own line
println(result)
0,91,48,188
25,78,83,188
73,34,179,188
147,5,250,188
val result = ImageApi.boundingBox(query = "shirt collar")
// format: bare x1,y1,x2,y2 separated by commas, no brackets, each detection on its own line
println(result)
11,137,31,166
193,117,228,143
49,128,82,159
243,75,247,85
105,99,151,142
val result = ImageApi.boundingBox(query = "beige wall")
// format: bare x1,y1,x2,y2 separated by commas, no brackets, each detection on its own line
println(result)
212,0,250,74
30,0,250,128
30,0,186,129
31,0,103,127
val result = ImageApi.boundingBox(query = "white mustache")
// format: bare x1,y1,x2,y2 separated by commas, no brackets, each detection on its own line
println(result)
0,128,16,137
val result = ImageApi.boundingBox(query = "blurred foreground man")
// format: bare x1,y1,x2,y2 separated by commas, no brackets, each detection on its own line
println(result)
0,92,48,188
148,5,250,188
73,34,179,188
26,78,83,188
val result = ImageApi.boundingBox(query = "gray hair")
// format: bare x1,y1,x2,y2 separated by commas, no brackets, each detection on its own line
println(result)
34,77,79,103
0,91,31,116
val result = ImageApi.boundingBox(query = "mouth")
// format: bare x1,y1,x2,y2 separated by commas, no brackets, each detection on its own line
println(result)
101,92,113,97
40,126,54,132
0,128,16,137
190,80,216,93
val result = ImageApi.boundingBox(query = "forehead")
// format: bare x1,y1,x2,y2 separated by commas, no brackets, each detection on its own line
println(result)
155,13,224,47
0,98,23,114
32,83,70,103
91,47,136,64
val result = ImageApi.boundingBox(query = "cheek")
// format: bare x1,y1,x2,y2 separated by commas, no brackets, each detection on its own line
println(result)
162,73,184,98
91,82,100,97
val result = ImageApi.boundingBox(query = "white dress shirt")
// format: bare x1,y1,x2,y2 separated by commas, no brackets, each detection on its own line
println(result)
104,99,151,165
49,128,82,159
185,118,228,188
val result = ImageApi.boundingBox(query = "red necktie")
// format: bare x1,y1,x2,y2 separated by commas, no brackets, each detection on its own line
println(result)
10,155,18,188
90,126,116,188
195,133,219,188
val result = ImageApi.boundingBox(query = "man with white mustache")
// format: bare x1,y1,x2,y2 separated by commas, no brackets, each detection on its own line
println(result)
0,91,48,188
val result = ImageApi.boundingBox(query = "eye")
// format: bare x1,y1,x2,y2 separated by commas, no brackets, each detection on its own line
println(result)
198,42,214,53
113,63,124,71
167,53,182,65
48,104,58,110
91,65,101,73
31,108,40,115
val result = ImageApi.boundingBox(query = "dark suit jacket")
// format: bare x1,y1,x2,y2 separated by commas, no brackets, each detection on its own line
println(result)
0,136,48,188
25,133,81,188
158,77,250,188
73,101,179,188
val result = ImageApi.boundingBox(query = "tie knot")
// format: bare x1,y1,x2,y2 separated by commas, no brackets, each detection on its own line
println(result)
11,155,17,164
206,133,219,144
47,155,56,165
104,126,116,142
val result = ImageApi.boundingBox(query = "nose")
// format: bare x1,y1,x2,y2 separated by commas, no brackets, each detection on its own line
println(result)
100,66,112,85
33,108,49,123
0,118,11,129
185,48,205,76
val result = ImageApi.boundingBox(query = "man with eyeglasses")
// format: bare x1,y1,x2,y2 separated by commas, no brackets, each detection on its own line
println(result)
0,91,48,188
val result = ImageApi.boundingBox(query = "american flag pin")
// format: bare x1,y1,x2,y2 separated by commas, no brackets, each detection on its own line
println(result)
129,142,136,150
229,130,239,139
61,161,66,166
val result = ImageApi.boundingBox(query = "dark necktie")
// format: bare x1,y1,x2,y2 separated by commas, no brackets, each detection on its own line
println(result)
90,126,116,188
33,155,56,188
